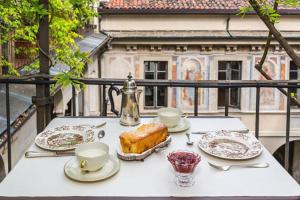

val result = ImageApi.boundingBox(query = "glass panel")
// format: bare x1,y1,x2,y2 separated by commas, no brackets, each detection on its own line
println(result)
157,87,167,106
218,61,227,71
145,86,154,106
145,72,154,80
290,61,298,71
144,61,149,71
157,61,167,71
218,61,227,107
230,88,239,107
289,62,299,106
231,61,241,70
144,61,155,72
157,72,167,80
290,61,298,80
290,61,299,106
231,69,240,80
218,72,226,80
290,71,298,80
149,62,156,71
218,88,225,107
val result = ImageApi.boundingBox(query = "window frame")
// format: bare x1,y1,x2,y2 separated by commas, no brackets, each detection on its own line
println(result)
218,61,242,109
143,61,168,109
289,61,300,107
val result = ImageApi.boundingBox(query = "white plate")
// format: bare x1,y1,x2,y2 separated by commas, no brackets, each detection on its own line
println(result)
151,117,190,133
198,131,263,160
117,136,172,161
64,155,120,182
35,125,95,151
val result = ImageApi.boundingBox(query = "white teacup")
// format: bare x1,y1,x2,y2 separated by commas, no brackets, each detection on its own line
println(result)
158,107,182,128
75,142,109,172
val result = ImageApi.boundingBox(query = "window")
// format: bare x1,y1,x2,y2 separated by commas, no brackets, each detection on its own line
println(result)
144,61,168,108
218,61,242,108
289,61,300,106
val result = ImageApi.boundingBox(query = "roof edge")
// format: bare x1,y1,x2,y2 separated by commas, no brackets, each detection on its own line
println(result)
98,8,300,15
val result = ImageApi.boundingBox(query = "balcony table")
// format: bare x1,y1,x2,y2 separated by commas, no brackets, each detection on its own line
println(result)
0,117,299,200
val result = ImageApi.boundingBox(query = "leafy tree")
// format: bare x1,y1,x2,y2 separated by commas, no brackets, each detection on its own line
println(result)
0,0,97,88
240,0,300,69
240,0,300,105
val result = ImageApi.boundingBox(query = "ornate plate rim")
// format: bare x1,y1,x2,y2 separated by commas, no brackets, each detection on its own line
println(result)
198,131,263,160
35,125,95,151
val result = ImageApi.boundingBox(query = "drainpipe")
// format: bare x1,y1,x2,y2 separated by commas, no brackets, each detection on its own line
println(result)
226,16,233,38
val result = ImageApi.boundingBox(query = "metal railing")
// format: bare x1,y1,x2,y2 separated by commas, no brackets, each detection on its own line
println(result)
1,76,300,174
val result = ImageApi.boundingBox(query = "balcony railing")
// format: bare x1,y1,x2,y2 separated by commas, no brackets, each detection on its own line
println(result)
1,75,300,175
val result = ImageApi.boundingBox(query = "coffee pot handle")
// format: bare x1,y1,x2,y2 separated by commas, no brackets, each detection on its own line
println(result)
108,85,121,116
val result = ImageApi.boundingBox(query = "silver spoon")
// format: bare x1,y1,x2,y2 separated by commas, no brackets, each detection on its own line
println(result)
208,162,269,171
97,130,105,140
185,133,194,145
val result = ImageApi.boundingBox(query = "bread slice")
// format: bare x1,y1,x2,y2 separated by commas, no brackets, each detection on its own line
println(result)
119,123,168,154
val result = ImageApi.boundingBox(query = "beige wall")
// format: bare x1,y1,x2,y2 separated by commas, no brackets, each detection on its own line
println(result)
230,15,300,31
101,15,227,31
101,14,300,31
84,54,100,116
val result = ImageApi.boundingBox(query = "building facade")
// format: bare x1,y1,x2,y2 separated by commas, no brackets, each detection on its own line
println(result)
98,0,300,153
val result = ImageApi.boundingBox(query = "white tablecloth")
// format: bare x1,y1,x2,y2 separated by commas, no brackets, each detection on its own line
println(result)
0,117,299,197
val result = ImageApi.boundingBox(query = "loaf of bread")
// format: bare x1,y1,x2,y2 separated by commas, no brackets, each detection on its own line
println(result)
119,123,168,154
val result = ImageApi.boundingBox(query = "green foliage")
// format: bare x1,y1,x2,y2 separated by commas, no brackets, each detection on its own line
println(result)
238,0,300,23
54,72,86,90
0,0,98,88
0,56,20,76
237,6,254,18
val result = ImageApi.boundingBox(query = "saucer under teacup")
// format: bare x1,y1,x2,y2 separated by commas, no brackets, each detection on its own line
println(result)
64,155,120,182
151,117,190,133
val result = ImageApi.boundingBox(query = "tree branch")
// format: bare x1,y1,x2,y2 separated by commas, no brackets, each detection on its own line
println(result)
249,0,300,107
255,1,277,70
255,32,272,70
36,40,54,68
249,0,300,69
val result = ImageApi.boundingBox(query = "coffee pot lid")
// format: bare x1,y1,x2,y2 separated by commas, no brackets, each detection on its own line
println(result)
123,72,137,89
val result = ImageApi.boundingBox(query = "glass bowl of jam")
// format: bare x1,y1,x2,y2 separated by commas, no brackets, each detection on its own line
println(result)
167,151,201,187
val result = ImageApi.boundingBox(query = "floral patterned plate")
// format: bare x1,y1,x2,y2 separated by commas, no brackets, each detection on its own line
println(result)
35,125,95,151
198,131,262,160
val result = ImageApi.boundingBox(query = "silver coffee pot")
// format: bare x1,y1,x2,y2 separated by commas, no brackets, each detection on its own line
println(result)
108,73,142,126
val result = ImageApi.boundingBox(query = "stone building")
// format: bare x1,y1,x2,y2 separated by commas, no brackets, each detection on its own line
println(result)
98,0,300,153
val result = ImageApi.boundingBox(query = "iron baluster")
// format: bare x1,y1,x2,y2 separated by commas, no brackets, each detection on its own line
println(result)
102,85,107,116
72,85,76,116
225,87,229,116
194,87,198,116
255,87,260,139
285,87,291,171
5,83,11,172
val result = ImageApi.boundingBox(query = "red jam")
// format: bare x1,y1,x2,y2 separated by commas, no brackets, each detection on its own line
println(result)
167,151,201,173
